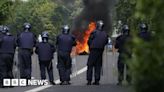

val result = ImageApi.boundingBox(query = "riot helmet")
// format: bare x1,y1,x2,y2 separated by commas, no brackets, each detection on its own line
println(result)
139,23,148,32
41,31,49,42
96,20,104,30
62,25,70,34
2,26,9,34
24,23,31,31
122,25,130,36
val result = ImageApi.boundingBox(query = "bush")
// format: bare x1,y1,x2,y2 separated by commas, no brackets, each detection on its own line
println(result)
116,0,164,92
130,0,164,92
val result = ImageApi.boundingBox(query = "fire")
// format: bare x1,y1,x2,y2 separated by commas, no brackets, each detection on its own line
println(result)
76,22,96,54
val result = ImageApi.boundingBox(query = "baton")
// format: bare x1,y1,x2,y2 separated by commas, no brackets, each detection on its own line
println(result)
48,61,52,70
13,50,20,78
72,55,77,76
123,63,127,81
101,46,107,76
122,63,128,85
71,47,77,76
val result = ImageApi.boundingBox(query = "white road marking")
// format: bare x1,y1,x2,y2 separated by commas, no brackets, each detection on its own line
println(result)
25,66,87,92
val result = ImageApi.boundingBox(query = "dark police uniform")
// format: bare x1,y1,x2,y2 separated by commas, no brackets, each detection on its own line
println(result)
0,33,16,87
0,33,5,46
115,33,132,85
56,33,76,85
0,26,3,82
35,41,55,84
17,31,36,79
139,30,151,41
138,23,151,41
87,29,108,85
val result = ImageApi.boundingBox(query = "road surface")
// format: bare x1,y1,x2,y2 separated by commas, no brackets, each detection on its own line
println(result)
0,49,132,92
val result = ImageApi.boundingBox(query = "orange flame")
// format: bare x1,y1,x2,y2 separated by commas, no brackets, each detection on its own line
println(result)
76,22,96,54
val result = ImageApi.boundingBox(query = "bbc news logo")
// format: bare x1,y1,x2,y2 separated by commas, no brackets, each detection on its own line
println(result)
3,79,49,86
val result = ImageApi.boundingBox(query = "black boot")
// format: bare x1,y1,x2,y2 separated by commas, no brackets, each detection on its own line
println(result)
116,82,122,85
59,81,64,85
66,81,71,85
92,81,99,85
60,81,67,85
87,81,92,85
50,81,56,85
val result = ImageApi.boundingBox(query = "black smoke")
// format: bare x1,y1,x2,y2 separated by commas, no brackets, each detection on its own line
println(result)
72,0,116,33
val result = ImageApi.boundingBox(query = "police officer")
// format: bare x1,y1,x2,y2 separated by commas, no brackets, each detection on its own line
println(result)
35,31,56,85
0,26,16,87
87,20,108,85
0,25,5,87
56,25,76,85
114,24,132,85
17,23,36,79
139,23,151,41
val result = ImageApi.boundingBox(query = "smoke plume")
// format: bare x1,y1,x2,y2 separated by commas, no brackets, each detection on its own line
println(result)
73,0,117,33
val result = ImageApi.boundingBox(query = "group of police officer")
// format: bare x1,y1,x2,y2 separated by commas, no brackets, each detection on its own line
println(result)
0,20,151,88
0,23,72,87
115,23,151,85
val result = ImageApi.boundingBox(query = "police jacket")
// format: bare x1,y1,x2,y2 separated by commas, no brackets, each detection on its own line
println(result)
0,34,16,54
88,30,108,50
35,42,55,61
0,33,6,45
115,34,132,57
17,31,36,49
139,31,151,41
56,34,76,53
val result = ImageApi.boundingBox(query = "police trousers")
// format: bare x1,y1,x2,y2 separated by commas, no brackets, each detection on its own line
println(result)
39,60,54,82
87,49,103,82
0,53,14,86
117,53,131,83
18,49,32,79
57,51,72,82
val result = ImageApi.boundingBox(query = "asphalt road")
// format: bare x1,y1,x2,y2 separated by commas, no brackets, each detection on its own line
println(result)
0,49,132,92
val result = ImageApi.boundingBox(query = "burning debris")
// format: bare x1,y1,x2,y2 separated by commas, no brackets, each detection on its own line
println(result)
75,22,96,54
72,0,114,54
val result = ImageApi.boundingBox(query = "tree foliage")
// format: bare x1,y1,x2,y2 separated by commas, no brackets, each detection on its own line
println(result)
0,0,83,37
130,0,164,92
116,0,164,92
0,0,13,24
7,0,58,35
115,0,136,24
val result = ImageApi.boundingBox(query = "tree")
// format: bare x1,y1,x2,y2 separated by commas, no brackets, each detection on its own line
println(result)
115,0,136,24
116,0,164,92
130,0,164,92
7,0,58,35
0,0,13,24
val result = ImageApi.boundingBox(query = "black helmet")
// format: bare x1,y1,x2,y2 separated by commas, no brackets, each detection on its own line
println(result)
96,20,104,30
24,23,31,30
41,31,49,38
0,25,3,32
2,26,9,34
62,25,70,34
41,31,49,42
139,23,148,32
122,25,130,35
